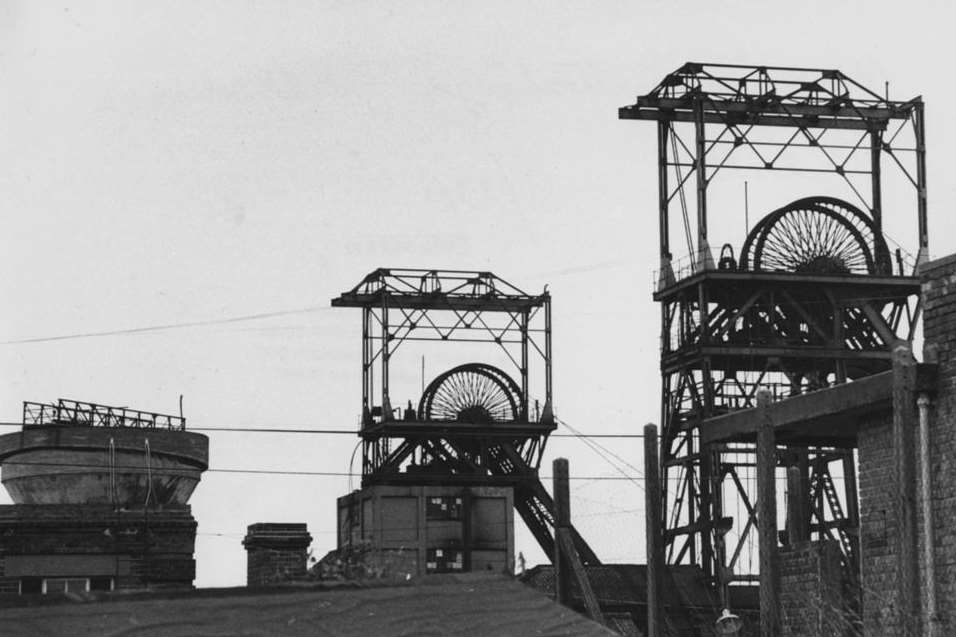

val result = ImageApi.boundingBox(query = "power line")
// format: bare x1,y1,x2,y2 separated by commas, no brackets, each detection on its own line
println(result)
0,457,840,482
0,457,642,481
558,417,645,477
555,416,645,490
0,305,334,345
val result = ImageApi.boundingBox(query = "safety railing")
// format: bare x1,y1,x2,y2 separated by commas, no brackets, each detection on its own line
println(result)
22,399,186,431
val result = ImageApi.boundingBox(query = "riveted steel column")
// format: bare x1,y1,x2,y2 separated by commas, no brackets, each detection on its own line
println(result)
658,120,670,260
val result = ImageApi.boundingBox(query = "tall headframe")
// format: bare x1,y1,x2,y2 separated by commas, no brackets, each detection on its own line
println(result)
331,268,599,564
620,64,926,598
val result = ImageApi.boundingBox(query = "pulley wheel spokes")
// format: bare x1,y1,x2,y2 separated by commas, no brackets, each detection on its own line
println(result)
418,363,522,423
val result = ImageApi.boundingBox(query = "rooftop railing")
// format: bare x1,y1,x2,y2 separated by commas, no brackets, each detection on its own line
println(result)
22,399,186,431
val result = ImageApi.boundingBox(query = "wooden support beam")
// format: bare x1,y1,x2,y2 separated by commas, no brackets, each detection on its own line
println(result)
644,424,664,637
552,458,605,627
556,529,605,626
552,458,571,605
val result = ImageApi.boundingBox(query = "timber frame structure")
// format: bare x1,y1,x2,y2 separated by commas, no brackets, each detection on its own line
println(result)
620,63,926,601
331,268,600,565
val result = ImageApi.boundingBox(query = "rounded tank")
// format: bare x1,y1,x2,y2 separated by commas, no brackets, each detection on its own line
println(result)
0,425,208,506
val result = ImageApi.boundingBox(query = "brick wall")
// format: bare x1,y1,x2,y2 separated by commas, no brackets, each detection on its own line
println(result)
246,548,307,585
779,540,854,636
920,254,956,633
858,413,902,635
854,254,956,634
0,504,198,593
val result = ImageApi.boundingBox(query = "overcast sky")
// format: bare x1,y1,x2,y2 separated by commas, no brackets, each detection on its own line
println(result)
2,1,954,588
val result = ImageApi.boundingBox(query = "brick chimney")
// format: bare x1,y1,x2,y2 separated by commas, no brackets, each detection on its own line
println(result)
242,523,312,586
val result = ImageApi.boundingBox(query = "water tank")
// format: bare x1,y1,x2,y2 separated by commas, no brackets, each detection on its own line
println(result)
0,399,208,506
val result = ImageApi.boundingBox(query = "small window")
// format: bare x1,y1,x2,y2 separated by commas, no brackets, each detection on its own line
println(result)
426,548,464,573
42,578,89,594
20,578,42,595
426,496,464,521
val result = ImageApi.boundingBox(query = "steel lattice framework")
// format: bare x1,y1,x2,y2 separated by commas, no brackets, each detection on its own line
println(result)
620,63,926,604
331,268,600,565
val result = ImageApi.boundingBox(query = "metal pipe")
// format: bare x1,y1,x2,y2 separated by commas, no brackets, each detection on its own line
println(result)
917,393,936,635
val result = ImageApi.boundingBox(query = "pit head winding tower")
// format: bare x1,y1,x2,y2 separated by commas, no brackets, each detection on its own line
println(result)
331,268,600,574
620,63,926,600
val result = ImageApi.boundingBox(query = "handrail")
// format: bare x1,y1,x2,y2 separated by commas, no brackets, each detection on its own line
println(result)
22,399,186,431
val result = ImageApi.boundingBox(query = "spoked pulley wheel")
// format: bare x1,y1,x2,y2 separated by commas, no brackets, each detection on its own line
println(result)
740,196,890,275
418,363,523,423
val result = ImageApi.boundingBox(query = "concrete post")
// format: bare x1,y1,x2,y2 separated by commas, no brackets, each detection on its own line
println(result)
756,389,779,636
644,424,663,637
892,346,919,635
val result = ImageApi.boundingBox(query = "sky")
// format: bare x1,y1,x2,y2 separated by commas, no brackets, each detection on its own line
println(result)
2,1,955,588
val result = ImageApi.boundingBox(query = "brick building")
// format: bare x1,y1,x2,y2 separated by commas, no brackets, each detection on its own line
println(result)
336,485,514,579
0,400,208,594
